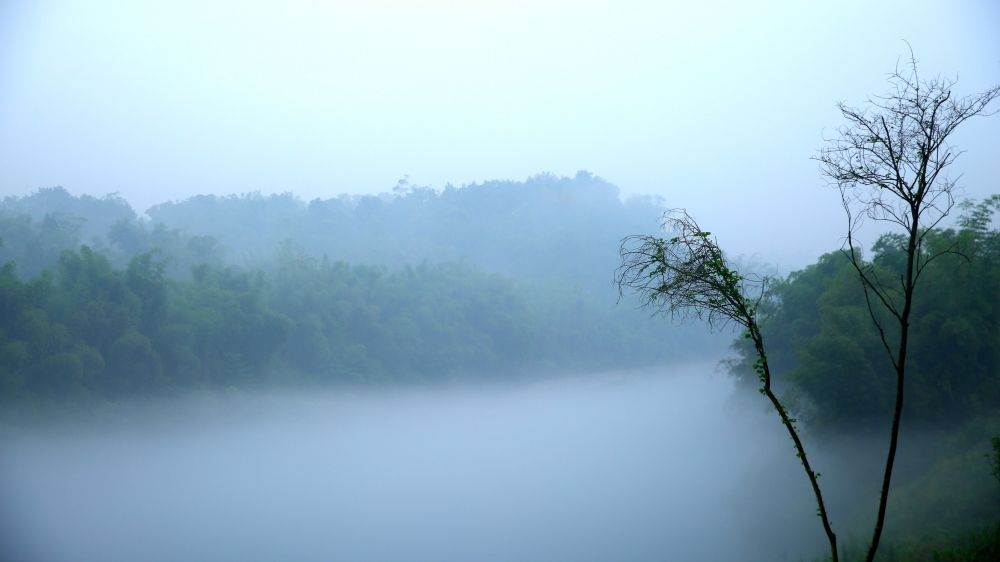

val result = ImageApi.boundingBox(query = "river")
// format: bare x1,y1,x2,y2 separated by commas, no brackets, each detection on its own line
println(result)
1,362,828,561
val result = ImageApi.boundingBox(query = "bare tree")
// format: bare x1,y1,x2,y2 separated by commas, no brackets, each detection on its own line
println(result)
618,53,998,562
617,211,840,562
817,53,998,562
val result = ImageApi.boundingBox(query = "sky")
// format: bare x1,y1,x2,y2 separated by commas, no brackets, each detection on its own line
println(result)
1,0,998,267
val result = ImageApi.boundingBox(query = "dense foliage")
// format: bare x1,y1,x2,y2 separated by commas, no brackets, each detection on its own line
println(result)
0,245,705,414
0,188,219,279
0,177,718,415
731,196,999,432
718,197,1000,560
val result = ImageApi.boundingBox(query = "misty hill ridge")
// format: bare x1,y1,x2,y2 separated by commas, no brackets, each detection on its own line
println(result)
0,172,724,413
2,172,665,290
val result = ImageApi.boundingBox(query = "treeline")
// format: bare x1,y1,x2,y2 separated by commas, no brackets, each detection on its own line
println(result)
1,172,665,294
1,174,728,413
0,188,217,279
730,196,1000,432
0,243,708,414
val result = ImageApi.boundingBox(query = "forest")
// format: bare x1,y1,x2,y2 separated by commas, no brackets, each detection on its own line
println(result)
0,175,717,414
1,178,998,560
4,3,997,560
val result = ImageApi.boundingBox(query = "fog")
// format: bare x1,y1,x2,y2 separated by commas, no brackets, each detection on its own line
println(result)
3,0,999,268
1,362,847,562
1,3,997,558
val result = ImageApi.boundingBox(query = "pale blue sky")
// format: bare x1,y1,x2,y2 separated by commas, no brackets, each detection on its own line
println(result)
1,0,998,266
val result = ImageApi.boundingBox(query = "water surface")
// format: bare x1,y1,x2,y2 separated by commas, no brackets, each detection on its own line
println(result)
1,363,825,561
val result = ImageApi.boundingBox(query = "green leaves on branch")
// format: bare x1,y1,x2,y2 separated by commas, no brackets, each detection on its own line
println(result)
617,209,766,330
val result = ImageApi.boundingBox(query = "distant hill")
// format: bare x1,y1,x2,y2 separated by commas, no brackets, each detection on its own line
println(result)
3,173,666,294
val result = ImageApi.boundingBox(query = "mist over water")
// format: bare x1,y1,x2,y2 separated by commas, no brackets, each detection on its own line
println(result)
1,362,828,562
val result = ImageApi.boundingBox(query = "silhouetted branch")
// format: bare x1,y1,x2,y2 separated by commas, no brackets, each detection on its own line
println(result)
816,49,999,562
617,210,840,562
